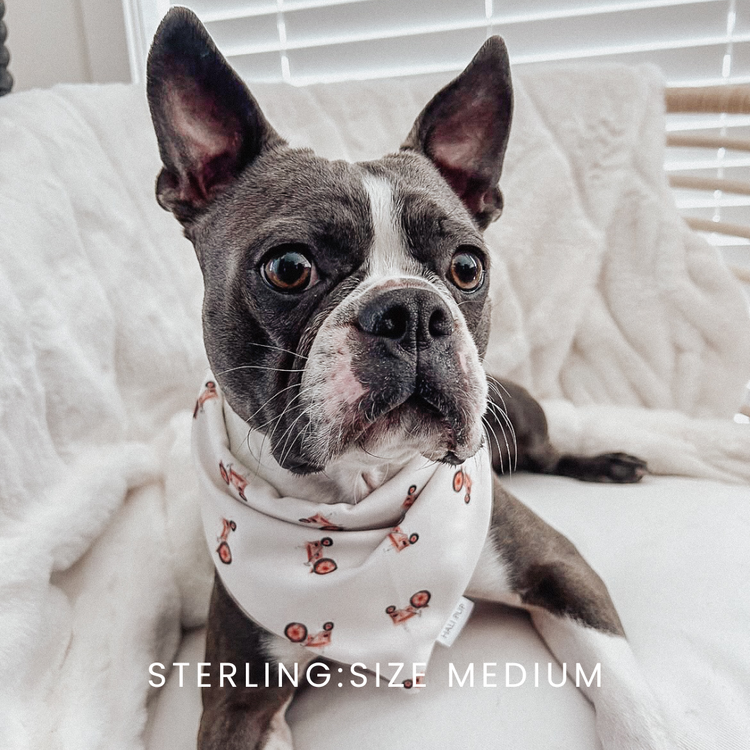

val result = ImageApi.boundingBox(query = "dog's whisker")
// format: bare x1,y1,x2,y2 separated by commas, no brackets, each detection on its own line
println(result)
243,382,302,427
215,364,307,376
487,377,513,401
485,420,515,476
485,399,518,472
417,456,438,471
484,387,519,469
482,416,506,475
484,402,515,474
246,342,309,360
275,398,312,455
253,397,304,434
359,444,397,462
251,392,308,474
486,389,519,468
277,407,312,468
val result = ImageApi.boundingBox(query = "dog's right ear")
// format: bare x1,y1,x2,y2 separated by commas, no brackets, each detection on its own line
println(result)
146,7,283,225
401,37,513,230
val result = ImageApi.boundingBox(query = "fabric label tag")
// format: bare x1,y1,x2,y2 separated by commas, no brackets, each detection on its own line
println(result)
436,596,474,647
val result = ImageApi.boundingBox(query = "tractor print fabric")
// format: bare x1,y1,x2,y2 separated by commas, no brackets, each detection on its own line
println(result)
192,375,493,681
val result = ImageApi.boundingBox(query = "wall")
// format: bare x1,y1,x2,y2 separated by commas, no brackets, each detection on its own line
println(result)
4,0,130,91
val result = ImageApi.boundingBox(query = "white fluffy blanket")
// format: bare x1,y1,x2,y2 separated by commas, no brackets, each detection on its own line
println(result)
0,65,748,749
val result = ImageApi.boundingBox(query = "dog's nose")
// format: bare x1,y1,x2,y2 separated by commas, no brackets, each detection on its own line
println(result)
357,288,453,348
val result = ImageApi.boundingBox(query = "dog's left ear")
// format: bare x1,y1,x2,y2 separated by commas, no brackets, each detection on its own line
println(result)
146,7,284,225
402,37,513,230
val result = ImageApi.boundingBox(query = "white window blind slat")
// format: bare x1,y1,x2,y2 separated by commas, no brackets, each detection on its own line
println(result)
666,150,750,171
674,190,750,209
207,0,487,58
489,0,725,21
521,39,750,86
494,3,730,63
188,0,276,17
673,204,750,222
199,0,371,24
286,26,487,84
281,0,485,51
230,50,286,81
666,114,750,131
207,14,279,52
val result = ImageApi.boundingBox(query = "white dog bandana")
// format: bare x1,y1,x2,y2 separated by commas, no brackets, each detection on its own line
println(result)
192,376,493,683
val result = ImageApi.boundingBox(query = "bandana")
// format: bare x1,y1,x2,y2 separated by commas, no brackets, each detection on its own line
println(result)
192,376,492,682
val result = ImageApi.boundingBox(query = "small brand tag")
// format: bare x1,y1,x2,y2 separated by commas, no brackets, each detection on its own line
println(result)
436,596,474,647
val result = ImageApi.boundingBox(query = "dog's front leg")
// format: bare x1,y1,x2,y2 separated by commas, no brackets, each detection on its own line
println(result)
467,479,677,750
199,575,311,750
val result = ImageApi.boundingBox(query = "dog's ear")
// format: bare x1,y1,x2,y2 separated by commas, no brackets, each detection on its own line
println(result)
401,37,513,230
146,7,284,224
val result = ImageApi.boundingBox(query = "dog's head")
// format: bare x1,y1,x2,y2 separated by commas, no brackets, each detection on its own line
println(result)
147,8,513,475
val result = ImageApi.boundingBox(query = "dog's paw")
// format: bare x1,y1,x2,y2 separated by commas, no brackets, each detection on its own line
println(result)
597,706,691,750
592,452,648,483
556,452,648,483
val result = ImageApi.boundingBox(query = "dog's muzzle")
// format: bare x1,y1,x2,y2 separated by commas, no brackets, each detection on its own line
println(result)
288,278,488,472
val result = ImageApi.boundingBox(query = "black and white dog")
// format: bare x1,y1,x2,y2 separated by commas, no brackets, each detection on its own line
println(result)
147,8,676,750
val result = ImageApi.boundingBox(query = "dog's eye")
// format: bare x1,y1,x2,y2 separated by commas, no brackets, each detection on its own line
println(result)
449,247,484,292
262,245,317,292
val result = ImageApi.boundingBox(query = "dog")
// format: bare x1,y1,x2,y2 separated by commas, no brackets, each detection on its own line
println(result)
146,8,676,749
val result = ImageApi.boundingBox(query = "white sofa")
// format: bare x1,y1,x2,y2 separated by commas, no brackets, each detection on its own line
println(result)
0,64,748,750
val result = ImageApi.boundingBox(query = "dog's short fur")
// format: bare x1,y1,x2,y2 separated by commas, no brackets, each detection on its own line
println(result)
147,9,676,749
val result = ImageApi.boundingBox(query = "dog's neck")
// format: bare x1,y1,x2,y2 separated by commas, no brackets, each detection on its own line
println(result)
223,401,420,505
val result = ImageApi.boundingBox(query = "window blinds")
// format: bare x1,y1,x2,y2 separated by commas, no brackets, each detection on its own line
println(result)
124,0,748,87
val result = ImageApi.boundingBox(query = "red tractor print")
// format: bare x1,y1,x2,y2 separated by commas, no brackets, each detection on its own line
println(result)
193,380,218,418
284,620,334,648
219,461,248,501
385,590,431,624
403,674,426,689
453,468,472,504
216,518,236,565
387,526,419,552
305,537,338,575
402,484,418,509
298,512,343,531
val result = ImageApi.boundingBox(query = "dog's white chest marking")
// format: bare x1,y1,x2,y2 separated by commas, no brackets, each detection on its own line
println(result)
466,534,515,601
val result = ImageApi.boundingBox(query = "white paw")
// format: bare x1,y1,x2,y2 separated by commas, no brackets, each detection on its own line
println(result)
597,707,690,750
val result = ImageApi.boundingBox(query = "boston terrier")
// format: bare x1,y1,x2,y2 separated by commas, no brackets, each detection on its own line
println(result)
146,8,676,750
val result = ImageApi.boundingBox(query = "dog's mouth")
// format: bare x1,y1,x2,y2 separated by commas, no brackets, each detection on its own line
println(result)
343,388,468,464
402,393,445,420
358,392,446,436
259,373,484,473
370,394,467,466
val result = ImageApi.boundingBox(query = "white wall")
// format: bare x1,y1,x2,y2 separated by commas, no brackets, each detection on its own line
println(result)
4,0,130,91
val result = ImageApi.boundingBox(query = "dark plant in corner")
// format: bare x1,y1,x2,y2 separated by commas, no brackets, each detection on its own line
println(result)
0,0,12,96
